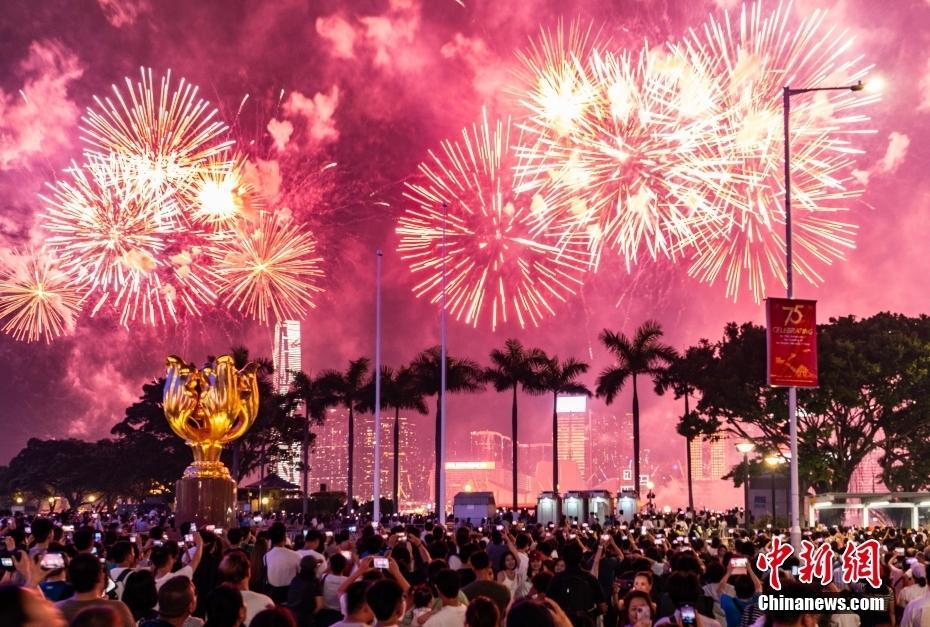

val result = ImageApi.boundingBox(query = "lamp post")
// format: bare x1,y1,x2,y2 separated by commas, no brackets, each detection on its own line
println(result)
373,249,382,524
783,78,873,549
736,442,756,530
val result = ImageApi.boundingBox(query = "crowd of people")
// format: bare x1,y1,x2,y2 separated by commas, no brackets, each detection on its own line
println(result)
0,507,924,627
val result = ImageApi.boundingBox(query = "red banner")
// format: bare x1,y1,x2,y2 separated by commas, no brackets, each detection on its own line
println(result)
766,298,818,387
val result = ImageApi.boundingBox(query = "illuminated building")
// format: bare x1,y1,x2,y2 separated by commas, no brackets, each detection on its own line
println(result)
272,320,301,485
557,395,588,480
690,435,731,481
470,430,513,469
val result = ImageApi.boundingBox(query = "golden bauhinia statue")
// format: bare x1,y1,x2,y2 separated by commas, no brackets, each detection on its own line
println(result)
163,354,260,480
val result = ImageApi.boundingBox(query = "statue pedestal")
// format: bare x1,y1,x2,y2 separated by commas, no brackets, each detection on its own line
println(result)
175,476,236,528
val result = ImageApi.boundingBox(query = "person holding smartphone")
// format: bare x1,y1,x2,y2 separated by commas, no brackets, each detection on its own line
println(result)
716,558,762,627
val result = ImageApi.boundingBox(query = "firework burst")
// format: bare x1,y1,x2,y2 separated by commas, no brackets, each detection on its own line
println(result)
209,211,324,325
398,111,592,330
40,158,219,326
668,1,877,300
184,152,264,228
0,248,83,343
517,46,729,269
81,67,234,196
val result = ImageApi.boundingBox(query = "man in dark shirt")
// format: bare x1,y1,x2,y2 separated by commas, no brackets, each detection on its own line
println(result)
461,550,511,616
486,530,508,574
547,544,607,627
55,554,135,627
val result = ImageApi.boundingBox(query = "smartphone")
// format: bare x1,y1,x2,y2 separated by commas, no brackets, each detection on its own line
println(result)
62,525,74,532
398,533,407,542
190,523,197,532
731,557,748,575
129,534,137,543
600,534,610,544
340,550,352,560
656,533,664,539
373,557,390,569
184,534,194,543
24,526,32,534
94,532,102,542
325,531,333,538
496,525,504,531
681,605,697,626
215,528,224,535
791,565,800,576
40,553,65,570
348,525,357,532
153,540,164,547
896,548,905,556
205,525,215,532
569,533,577,540
1,557,13,569
253,516,263,523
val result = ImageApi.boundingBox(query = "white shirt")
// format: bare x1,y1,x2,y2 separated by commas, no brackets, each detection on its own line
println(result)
899,584,927,607
423,604,467,627
265,546,302,587
156,565,194,590
110,566,135,600
242,590,274,625
322,574,348,610
901,593,930,627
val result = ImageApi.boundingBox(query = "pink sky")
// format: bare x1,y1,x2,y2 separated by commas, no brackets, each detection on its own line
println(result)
0,0,928,507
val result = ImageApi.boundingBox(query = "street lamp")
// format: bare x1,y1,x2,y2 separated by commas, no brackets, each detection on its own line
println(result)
783,77,875,549
736,442,756,530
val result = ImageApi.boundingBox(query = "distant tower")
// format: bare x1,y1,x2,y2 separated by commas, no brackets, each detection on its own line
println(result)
272,320,302,485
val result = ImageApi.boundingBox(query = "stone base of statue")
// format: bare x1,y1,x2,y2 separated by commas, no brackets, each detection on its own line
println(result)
174,462,237,529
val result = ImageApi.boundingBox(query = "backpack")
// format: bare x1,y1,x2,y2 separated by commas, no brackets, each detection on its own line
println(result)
561,571,598,619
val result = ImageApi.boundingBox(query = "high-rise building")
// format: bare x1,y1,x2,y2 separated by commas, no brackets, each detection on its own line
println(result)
470,430,513,469
557,395,588,482
272,320,301,394
356,414,414,502
272,320,301,485
310,408,348,493
690,435,730,481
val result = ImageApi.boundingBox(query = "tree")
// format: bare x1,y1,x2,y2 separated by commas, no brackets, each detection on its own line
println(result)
318,358,371,504
596,320,677,496
287,370,339,516
527,354,591,495
483,339,546,510
691,314,930,493
411,346,484,514
653,344,718,511
6,438,101,507
360,365,428,513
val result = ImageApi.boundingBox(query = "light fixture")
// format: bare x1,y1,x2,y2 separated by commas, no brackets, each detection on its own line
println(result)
736,442,756,454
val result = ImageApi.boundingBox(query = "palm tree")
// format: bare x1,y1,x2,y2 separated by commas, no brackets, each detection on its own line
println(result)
528,354,591,495
318,358,371,505
287,371,339,518
410,346,484,515
654,344,716,511
483,339,546,511
596,320,677,496
361,365,428,513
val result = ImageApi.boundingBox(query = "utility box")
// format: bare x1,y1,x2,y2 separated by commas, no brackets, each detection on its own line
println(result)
617,489,638,523
587,490,614,524
536,492,561,526
453,492,496,525
563,491,587,523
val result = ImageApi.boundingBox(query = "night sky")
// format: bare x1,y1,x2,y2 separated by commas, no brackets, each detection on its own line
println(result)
1,0,928,506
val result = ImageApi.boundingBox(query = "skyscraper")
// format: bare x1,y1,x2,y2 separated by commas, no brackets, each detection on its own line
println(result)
557,395,588,481
272,320,302,485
